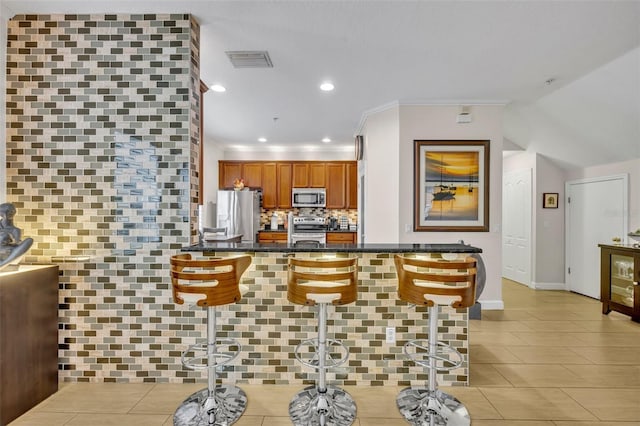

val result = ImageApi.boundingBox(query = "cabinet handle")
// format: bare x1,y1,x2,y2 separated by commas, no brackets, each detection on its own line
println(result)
634,281,639,286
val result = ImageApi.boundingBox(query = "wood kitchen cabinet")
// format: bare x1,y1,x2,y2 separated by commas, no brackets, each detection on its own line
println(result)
219,160,357,209
262,163,277,208
327,232,357,244
242,163,263,188
600,244,640,322
347,162,358,209
326,163,346,209
258,231,288,244
277,163,292,208
219,162,242,189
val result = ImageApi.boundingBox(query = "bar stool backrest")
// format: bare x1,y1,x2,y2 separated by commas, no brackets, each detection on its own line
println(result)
287,257,358,306
394,255,477,308
170,253,252,307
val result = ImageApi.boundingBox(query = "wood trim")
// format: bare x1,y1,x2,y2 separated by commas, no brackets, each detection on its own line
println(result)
198,80,209,205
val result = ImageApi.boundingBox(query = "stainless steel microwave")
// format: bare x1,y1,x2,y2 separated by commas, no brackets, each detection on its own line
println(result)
292,188,326,208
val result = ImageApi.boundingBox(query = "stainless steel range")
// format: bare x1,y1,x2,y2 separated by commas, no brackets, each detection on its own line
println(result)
288,215,326,245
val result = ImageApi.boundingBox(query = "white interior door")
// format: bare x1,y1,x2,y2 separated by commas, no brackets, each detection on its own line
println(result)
566,175,628,298
502,169,532,286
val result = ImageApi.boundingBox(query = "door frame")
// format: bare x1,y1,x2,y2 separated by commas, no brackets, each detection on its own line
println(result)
564,173,628,292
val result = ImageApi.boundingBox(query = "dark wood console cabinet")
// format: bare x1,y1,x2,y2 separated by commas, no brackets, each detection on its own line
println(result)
599,244,640,322
0,265,59,424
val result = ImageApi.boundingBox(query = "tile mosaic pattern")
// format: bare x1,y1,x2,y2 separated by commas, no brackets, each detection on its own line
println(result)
198,251,468,387
5,14,466,387
5,14,199,382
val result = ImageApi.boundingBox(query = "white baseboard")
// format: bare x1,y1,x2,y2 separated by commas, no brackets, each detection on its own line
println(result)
530,281,566,291
477,299,504,310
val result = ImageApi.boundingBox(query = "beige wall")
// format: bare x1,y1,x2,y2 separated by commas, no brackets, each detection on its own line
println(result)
363,104,505,308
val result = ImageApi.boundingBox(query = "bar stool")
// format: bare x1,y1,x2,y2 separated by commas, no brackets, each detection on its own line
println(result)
287,256,358,426
170,253,252,426
394,254,477,426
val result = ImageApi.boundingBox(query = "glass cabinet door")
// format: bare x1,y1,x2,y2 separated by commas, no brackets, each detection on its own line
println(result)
611,254,635,308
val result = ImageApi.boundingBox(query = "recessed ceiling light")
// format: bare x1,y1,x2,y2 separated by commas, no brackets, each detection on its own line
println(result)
320,82,334,92
322,138,331,143
210,84,226,93
258,137,267,143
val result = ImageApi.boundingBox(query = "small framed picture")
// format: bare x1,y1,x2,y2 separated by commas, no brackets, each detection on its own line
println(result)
543,192,559,209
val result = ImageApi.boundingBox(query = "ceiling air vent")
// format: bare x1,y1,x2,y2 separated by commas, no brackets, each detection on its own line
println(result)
225,51,273,68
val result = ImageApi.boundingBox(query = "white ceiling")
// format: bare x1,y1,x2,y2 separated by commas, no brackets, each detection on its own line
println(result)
3,0,640,155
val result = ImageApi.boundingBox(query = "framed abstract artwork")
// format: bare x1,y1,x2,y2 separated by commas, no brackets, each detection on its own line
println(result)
413,140,490,232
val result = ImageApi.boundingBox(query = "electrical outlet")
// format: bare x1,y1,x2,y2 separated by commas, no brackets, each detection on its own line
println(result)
385,327,396,343
405,224,412,233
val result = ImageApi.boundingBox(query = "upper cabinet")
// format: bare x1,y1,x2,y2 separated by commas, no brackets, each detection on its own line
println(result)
219,160,356,209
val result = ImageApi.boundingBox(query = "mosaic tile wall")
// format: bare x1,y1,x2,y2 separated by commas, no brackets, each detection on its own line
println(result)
199,251,468,387
5,14,199,382
5,14,467,387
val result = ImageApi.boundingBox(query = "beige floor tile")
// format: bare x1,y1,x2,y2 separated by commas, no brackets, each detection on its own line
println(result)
234,416,267,425
9,412,77,426
573,318,640,332
492,364,586,387
33,383,155,414
470,331,529,346
469,364,512,387
563,365,640,388
479,387,597,421
519,320,586,332
65,413,170,426
358,418,407,426
507,331,586,347
506,346,592,364
554,422,640,426
470,344,522,364
130,383,205,414
470,319,533,332
562,388,640,421
472,421,553,425
438,386,501,420
577,346,640,364
572,332,640,347
344,385,404,420
481,309,538,321
241,384,292,417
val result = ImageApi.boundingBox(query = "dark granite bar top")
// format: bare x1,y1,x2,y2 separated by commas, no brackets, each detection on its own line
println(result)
182,242,482,254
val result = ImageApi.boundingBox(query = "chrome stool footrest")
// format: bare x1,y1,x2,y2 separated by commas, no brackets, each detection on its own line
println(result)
396,387,470,426
289,385,357,426
174,385,248,426
294,337,349,370
403,339,463,371
181,338,241,371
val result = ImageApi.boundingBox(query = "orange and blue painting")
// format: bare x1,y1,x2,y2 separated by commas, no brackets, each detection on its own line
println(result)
424,151,479,221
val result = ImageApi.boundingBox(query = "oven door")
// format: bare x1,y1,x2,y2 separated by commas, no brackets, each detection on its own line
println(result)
291,232,326,245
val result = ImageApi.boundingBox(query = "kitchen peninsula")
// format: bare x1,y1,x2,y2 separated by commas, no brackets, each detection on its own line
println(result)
181,241,481,387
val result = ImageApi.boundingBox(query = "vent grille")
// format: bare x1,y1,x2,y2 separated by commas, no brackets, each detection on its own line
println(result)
225,50,273,68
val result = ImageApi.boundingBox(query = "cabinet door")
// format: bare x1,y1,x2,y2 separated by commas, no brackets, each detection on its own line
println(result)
219,162,242,189
243,163,263,188
326,163,346,209
262,163,277,208
292,163,309,188
309,163,326,188
277,163,292,208
327,232,356,244
346,162,357,209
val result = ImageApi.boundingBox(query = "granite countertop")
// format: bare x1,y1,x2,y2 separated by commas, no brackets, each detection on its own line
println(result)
203,233,243,242
182,242,482,254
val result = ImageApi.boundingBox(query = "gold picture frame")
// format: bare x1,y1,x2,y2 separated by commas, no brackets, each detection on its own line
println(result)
413,140,490,232
543,192,559,209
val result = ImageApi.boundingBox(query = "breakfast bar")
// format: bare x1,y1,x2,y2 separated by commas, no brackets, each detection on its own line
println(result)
180,242,481,387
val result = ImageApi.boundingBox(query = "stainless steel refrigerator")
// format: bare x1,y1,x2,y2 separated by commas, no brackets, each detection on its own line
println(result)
216,190,261,243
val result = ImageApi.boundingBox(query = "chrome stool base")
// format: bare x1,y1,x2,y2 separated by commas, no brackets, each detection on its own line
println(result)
289,385,357,426
174,385,247,426
396,387,470,426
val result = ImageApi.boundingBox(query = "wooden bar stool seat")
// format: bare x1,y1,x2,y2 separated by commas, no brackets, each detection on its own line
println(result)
394,254,477,426
170,253,251,426
287,257,358,426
